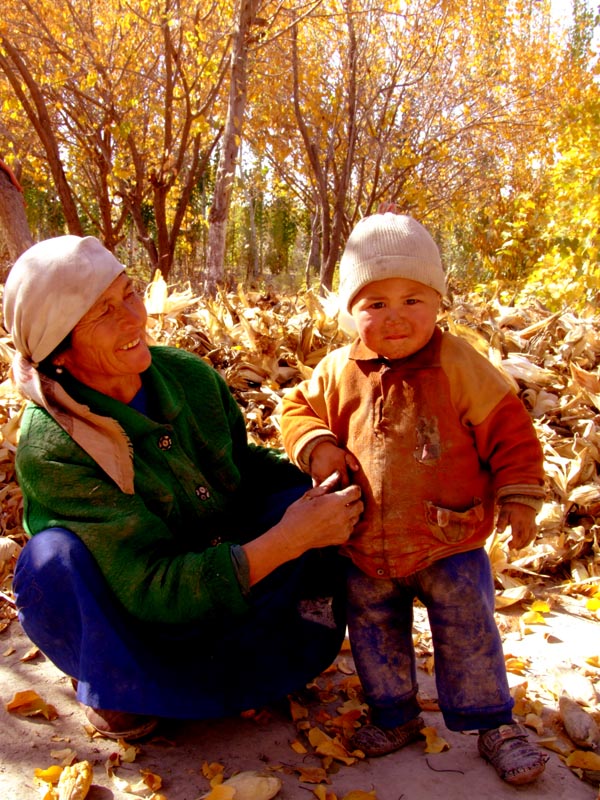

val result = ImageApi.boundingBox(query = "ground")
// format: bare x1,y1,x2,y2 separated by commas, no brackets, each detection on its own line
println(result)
0,603,598,800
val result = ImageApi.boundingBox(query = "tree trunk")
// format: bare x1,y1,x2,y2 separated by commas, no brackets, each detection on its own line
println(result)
0,162,33,278
205,0,259,296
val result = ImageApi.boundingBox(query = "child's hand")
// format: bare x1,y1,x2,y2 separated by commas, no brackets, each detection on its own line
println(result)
496,502,537,550
309,441,360,488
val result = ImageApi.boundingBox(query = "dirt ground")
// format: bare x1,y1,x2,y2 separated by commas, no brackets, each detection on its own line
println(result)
1,602,599,800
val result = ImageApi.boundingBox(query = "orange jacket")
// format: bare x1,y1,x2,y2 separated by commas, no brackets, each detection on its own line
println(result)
281,327,545,579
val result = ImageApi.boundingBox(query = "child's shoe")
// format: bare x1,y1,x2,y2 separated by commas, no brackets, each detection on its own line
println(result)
478,723,548,785
350,716,425,756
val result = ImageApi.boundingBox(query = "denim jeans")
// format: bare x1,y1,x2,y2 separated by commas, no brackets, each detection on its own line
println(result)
346,548,514,732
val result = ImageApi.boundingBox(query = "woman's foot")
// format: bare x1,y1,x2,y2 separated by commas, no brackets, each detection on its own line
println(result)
478,723,548,785
82,705,158,740
350,716,425,756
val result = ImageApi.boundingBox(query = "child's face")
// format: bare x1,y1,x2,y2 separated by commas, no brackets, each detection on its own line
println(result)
350,277,440,360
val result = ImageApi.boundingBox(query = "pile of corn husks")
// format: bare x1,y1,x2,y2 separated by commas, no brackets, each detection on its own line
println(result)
0,274,599,620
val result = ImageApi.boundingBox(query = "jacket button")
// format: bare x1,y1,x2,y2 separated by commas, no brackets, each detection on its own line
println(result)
376,569,385,576
196,486,210,500
158,434,172,450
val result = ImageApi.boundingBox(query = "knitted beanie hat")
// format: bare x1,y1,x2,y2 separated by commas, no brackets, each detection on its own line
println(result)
339,213,446,312
4,235,124,365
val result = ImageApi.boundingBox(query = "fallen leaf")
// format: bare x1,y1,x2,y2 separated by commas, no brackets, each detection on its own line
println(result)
6,689,59,720
529,600,550,613
524,713,545,735
290,739,307,754
505,656,529,675
421,726,449,753
312,786,336,800
34,765,63,785
200,771,282,800
200,785,235,800
289,698,308,722
295,766,330,784
20,644,40,662
566,750,600,770
202,762,225,781
308,726,357,765
341,792,377,800
521,610,547,625
50,748,77,766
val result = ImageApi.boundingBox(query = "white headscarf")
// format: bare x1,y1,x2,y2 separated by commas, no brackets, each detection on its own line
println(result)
4,236,136,493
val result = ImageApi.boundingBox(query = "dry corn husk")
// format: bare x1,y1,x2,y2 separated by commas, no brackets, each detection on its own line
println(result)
56,761,93,800
199,771,282,800
1,284,600,605
559,695,600,751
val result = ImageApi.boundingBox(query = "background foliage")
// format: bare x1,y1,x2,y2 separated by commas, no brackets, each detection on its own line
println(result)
0,0,598,307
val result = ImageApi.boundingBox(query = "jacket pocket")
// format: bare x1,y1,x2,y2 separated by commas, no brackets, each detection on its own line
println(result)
424,498,485,544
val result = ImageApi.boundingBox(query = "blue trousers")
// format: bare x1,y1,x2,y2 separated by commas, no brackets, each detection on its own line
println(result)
13,489,347,719
346,549,514,732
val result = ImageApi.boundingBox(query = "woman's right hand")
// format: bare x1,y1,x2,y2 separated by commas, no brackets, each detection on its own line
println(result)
242,481,363,586
279,480,363,553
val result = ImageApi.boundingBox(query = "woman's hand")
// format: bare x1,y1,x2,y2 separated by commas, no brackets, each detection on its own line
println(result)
310,441,360,488
242,482,363,586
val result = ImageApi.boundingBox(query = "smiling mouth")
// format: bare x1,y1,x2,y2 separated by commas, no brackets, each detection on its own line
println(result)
120,338,140,351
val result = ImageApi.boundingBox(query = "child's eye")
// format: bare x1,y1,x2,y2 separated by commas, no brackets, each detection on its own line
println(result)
370,301,386,309
405,298,420,305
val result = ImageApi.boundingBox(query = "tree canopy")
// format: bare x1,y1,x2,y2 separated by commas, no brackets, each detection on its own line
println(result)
0,0,598,304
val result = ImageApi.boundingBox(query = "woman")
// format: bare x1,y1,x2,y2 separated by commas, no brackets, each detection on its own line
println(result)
4,235,363,739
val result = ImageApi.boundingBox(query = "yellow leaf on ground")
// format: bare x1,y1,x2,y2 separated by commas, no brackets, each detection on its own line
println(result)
6,689,59,720
20,644,40,662
201,785,236,800
117,740,139,763
566,750,600,769
34,765,63,784
524,713,545,735
50,748,77,766
312,786,337,800
421,726,450,753
295,766,330,784
308,726,357,764
341,791,377,800
529,600,550,613
139,769,162,791
290,739,307,754
289,699,308,721
521,610,547,625
202,762,225,781
510,682,533,716
505,656,528,675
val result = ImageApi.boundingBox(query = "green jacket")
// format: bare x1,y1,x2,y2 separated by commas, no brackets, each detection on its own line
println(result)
16,346,299,626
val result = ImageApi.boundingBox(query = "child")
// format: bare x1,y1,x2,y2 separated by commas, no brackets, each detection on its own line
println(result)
281,213,548,785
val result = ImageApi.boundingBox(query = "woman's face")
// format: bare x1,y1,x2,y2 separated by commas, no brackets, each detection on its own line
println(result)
56,273,152,402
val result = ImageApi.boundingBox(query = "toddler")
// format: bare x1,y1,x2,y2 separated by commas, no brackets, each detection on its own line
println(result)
281,213,548,785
